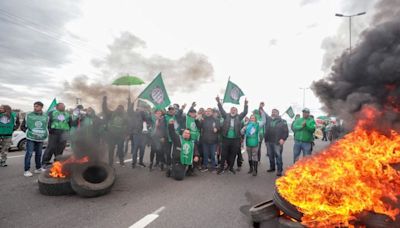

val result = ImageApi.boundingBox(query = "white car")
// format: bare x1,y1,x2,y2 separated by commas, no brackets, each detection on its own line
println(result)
10,131,27,151
8,131,47,151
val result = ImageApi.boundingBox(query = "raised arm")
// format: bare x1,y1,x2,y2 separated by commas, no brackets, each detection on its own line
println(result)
102,96,111,121
168,119,180,145
216,96,227,119
238,98,249,120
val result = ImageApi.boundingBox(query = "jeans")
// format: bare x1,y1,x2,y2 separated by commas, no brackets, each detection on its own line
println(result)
25,140,43,171
293,140,312,163
202,143,217,168
266,142,283,172
131,133,146,164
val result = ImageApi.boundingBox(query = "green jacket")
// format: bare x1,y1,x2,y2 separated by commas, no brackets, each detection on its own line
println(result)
292,117,316,142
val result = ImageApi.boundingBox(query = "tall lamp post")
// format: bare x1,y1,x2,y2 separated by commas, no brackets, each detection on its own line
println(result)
335,12,366,54
299,87,310,109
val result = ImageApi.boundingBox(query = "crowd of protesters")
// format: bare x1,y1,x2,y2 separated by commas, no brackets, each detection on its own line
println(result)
0,97,334,179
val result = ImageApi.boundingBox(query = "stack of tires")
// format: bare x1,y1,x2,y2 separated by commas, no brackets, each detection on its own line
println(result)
38,162,116,198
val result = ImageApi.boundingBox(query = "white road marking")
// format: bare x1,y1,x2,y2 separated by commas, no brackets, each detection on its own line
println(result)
129,206,166,228
115,159,132,164
8,155,24,159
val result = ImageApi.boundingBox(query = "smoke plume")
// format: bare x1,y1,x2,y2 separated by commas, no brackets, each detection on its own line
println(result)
63,75,136,111
63,32,214,110
313,0,400,131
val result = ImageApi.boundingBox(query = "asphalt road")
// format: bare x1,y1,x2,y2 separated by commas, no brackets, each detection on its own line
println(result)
0,137,330,228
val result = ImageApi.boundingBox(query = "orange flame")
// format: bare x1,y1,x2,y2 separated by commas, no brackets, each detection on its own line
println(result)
49,156,89,178
276,107,400,227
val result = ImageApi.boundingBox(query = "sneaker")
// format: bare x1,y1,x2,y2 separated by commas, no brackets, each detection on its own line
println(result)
267,169,276,173
201,168,209,173
24,171,33,177
228,168,236,174
276,172,282,177
40,167,46,172
217,169,224,175
34,169,42,174
138,162,146,168
0,161,7,167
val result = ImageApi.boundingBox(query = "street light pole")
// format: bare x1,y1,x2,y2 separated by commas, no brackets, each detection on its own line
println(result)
335,12,366,54
299,87,310,109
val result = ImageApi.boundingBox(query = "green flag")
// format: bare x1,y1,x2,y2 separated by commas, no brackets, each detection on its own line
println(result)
285,106,295,118
47,98,57,113
138,73,171,109
223,80,244,104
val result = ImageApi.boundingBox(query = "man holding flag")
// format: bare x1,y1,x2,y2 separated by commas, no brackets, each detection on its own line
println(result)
216,79,248,174
137,72,178,172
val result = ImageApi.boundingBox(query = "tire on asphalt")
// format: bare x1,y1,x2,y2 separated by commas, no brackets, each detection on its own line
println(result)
171,163,186,181
38,170,75,196
249,200,279,223
70,162,116,198
18,139,26,151
273,189,303,222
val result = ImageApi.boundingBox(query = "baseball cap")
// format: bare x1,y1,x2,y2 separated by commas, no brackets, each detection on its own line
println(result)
302,108,310,113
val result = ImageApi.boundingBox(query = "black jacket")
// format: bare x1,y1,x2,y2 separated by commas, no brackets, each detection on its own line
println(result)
199,116,220,144
264,116,289,144
218,102,248,139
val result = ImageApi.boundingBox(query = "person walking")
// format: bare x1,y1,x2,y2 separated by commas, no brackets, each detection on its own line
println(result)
216,95,248,174
292,108,316,163
21,102,48,176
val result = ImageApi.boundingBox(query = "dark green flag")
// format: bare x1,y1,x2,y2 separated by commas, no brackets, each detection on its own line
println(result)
223,80,244,104
285,106,295,118
138,73,171,109
46,98,57,113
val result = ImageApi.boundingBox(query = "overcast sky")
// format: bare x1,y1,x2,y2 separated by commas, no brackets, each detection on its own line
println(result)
0,0,377,117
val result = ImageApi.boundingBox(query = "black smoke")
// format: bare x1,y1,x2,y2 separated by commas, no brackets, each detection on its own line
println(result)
312,0,400,131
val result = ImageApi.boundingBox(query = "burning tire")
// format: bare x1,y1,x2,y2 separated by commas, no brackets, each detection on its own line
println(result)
70,162,116,198
38,170,75,196
357,211,395,228
273,189,303,222
249,200,279,223
171,163,186,181
278,217,305,228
